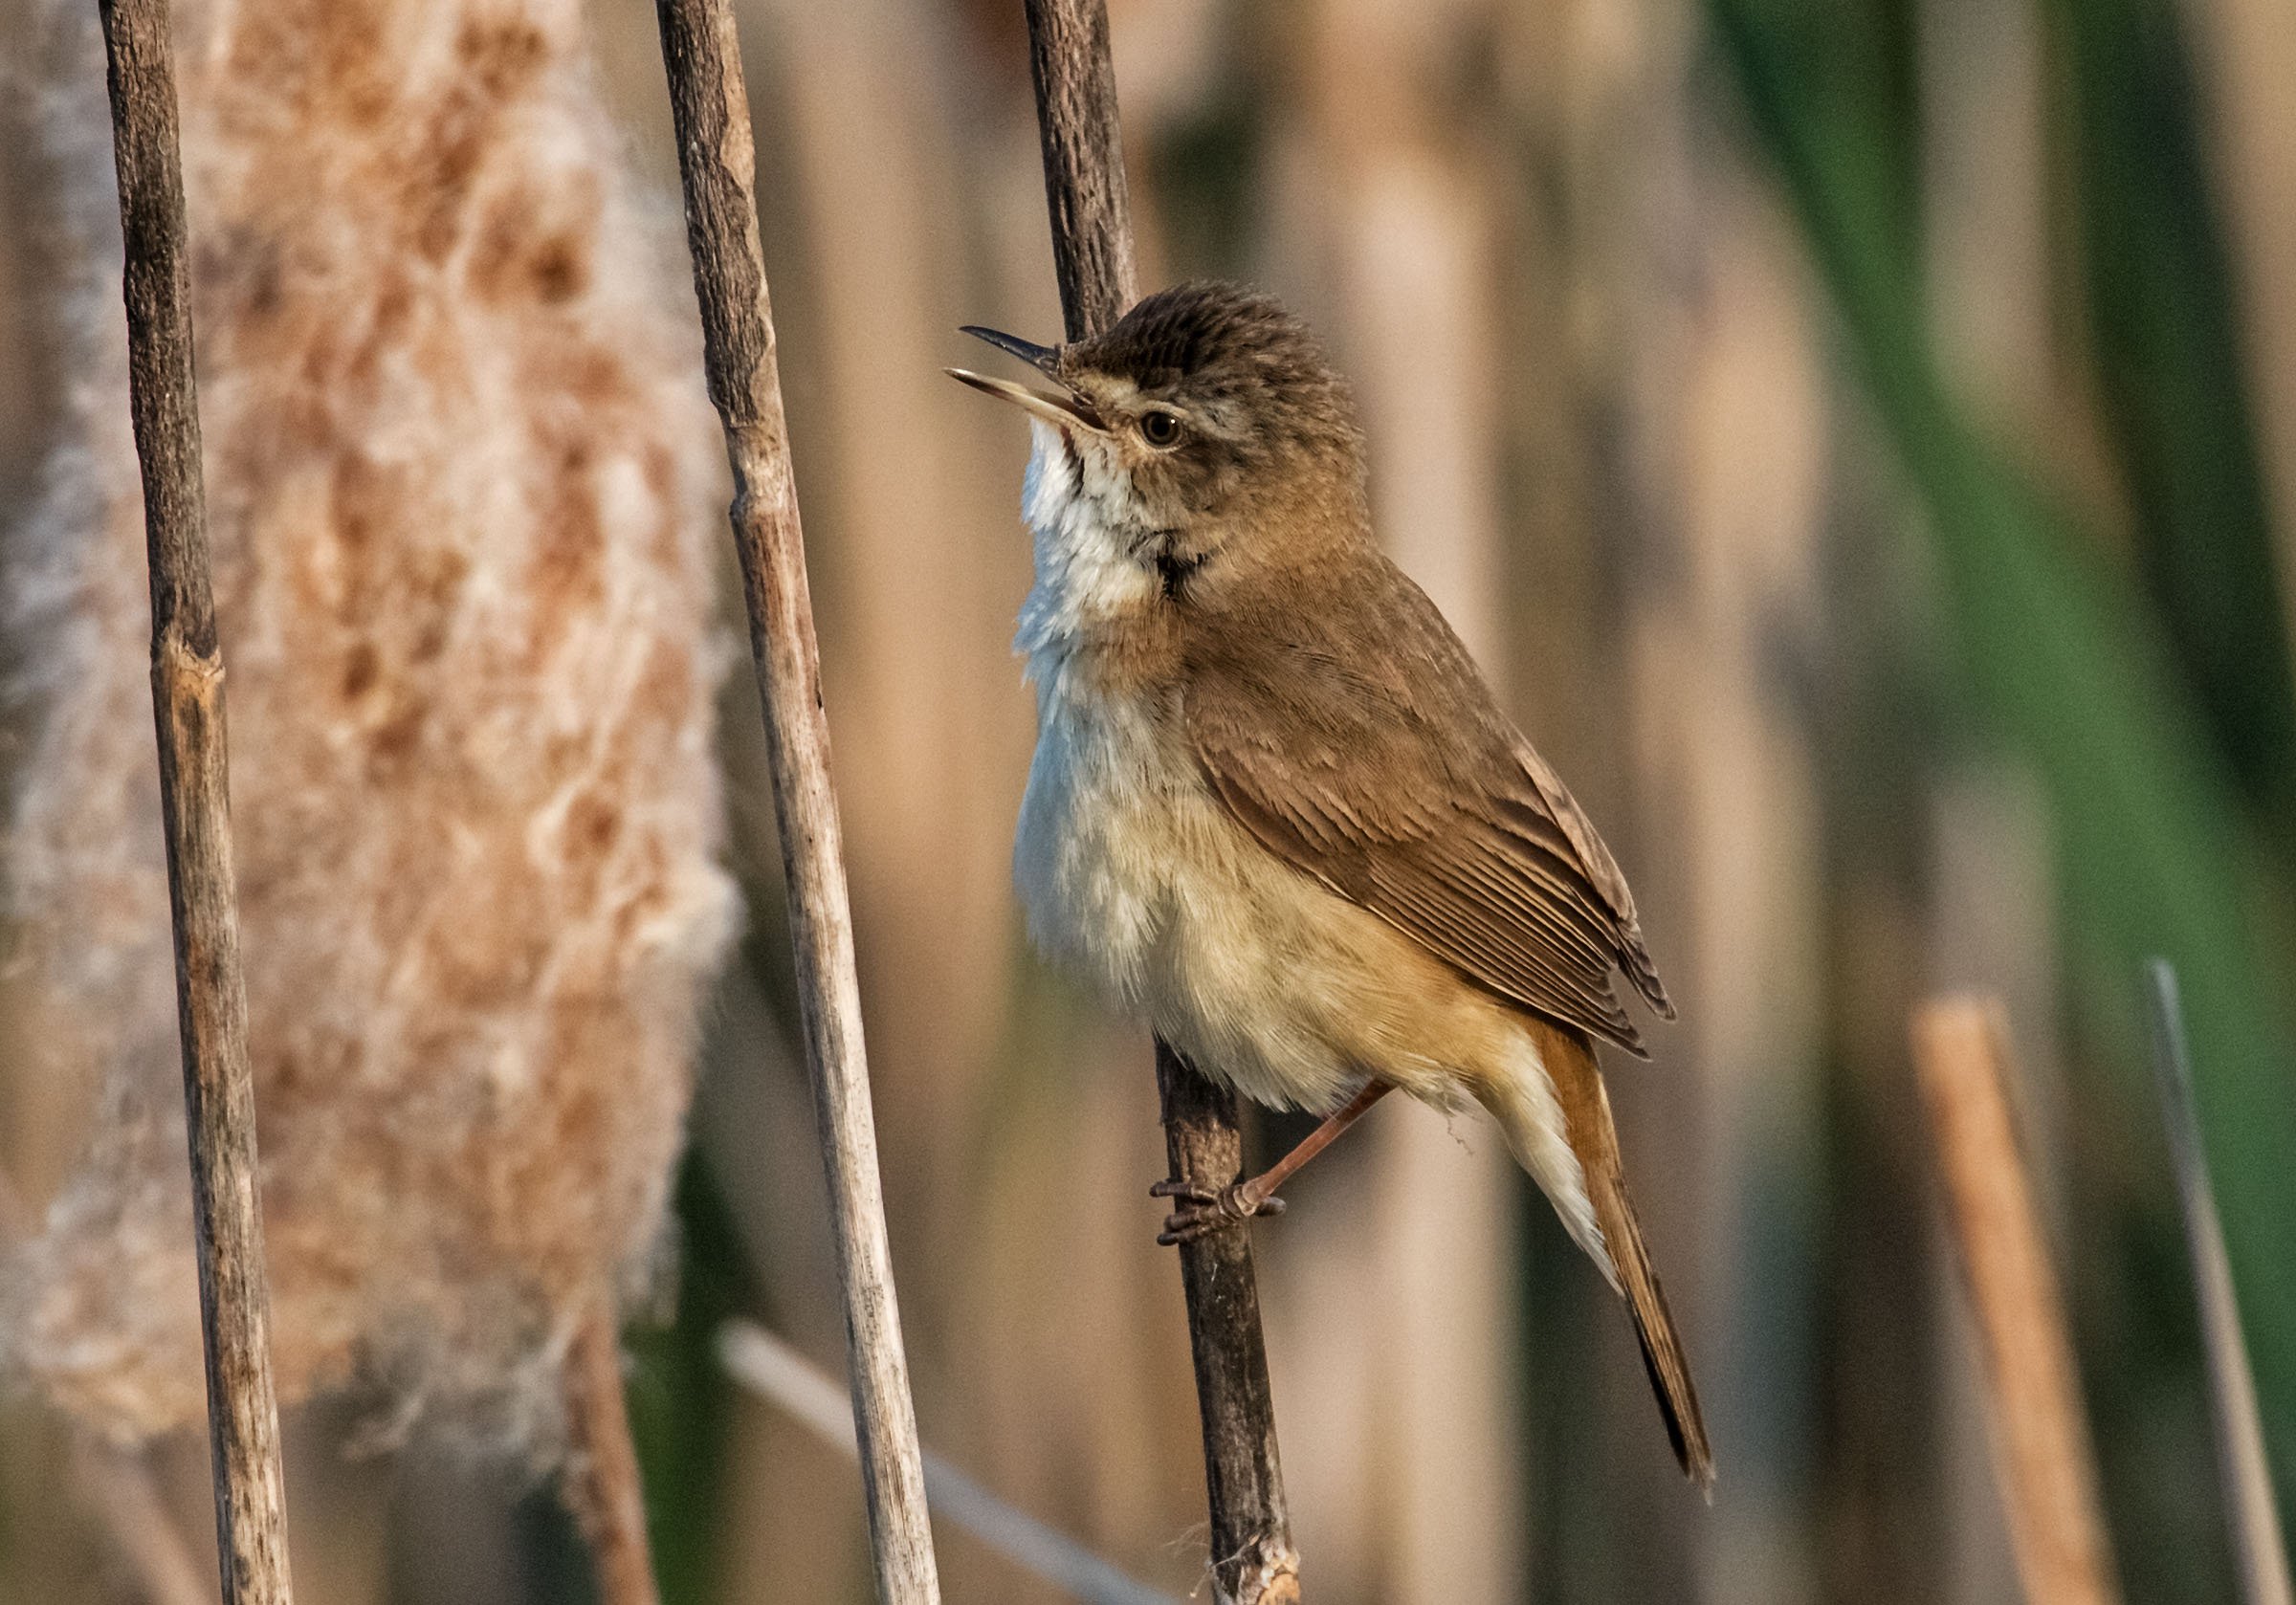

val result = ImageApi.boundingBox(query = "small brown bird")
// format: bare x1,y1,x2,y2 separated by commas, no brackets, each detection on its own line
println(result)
949,280,1712,1489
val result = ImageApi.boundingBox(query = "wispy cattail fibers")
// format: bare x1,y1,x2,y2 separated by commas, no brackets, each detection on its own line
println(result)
2,0,735,1445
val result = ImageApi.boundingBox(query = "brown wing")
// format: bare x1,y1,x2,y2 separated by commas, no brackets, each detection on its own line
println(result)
1184,550,1671,1055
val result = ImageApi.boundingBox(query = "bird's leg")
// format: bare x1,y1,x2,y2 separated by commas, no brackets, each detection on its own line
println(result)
1152,1080,1394,1244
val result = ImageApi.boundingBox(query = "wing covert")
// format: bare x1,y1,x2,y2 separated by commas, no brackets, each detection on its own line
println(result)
1183,562,1671,1055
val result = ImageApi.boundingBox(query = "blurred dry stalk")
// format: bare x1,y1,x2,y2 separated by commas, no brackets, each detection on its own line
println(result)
739,0,1030,1203
1280,0,1524,1591
563,1300,660,1605
2145,963,2294,1605
718,1320,1181,1605
2180,0,2296,643
3,0,734,1484
649,0,941,1599
1521,0,1830,1591
0,1164,210,1605
70,1436,214,1605
1022,4,1298,1602
1919,0,2050,432
1910,999,2122,1605
1919,4,2060,1594
94,0,292,1593
1625,167,1830,1597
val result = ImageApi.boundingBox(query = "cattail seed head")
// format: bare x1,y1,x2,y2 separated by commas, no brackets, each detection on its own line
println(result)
3,0,737,1446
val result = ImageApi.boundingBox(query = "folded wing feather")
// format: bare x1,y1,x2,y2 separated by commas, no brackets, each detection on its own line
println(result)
1183,549,1671,1055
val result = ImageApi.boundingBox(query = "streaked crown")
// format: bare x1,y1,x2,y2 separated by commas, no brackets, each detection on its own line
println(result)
1059,281,1366,482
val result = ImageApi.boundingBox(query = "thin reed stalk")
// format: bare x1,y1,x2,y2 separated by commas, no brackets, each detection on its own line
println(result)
648,3,940,1599
1021,5,1300,1598
1911,999,2120,1605
1155,1045,1300,1603
2144,962,2294,1605
93,1,292,1599
563,1300,660,1605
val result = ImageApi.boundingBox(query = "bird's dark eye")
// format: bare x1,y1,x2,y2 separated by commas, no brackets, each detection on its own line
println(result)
1139,408,1183,448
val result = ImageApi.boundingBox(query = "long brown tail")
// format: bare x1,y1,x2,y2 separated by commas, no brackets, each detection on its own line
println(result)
1521,1018,1715,1493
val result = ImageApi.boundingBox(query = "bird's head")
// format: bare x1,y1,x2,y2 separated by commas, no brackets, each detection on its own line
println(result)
949,281,1367,609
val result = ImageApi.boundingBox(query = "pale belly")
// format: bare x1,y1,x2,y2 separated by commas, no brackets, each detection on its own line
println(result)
1015,691,1490,1115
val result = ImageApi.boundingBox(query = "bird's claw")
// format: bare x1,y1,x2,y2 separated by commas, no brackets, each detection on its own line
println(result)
1149,1177,1285,1245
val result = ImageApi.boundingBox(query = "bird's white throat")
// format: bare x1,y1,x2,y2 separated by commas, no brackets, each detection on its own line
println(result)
1008,419,1177,1016
1013,419,1160,675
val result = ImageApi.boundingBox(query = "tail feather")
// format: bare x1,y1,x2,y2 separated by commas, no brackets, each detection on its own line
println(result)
1503,1019,1715,1493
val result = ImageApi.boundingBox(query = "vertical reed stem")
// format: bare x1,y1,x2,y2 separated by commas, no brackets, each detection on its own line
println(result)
563,1301,660,1605
1021,0,1137,332
1911,999,2120,1605
94,2,294,1599
1021,4,1300,1598
649,4,941,1599
1154,1044,1301,1604
2144,963,2294,1605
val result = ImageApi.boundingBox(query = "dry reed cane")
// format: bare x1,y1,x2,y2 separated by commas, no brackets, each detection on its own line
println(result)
1911,999,2120,1605
648,2,940,1599
563,1298,660,1605
1019,3,1301,1599
94,0,292,1596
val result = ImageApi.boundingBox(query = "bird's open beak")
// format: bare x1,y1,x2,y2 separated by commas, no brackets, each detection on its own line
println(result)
946,325,1104,431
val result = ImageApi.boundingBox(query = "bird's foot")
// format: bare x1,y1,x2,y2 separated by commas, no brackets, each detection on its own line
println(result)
1149,1176,1286,1245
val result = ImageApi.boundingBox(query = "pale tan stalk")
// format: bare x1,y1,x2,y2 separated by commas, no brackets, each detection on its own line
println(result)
1911,1000,2122,1605
1290,0,1524,1587
563,1299,660,1605
649,2,940,1598
70,1439,214,1605
1919,7,2061,1589
2179,0,2296,649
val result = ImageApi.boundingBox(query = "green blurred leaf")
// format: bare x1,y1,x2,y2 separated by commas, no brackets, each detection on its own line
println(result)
626,1153,758,1605
1711,0,2296,1523
2056,0,2296,827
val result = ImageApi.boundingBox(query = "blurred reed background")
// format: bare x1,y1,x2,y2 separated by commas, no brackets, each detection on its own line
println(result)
1,0,2290,1597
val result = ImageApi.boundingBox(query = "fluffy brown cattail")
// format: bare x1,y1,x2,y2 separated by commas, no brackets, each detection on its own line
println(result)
2,0,735,1445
